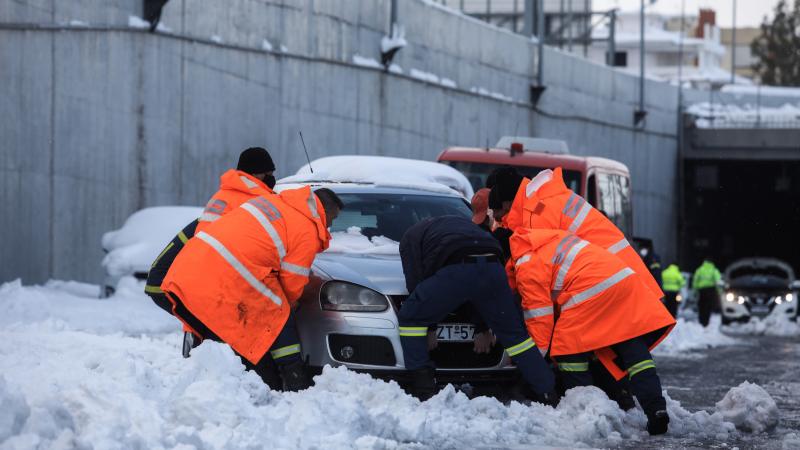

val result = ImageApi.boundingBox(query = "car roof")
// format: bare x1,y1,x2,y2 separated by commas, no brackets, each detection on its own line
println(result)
439,147,629,174
275,181,465,198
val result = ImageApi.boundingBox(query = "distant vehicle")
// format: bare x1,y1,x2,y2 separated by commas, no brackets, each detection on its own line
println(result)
721,258,799,324
438,136,634,236
101,206,202,297
278,157,516,384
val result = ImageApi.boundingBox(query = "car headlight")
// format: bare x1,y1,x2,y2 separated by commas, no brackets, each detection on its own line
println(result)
775,296,783,305
725,292,735,302
786,293,794,303
676,294,683,303
737,296,746,305
320,281,389,312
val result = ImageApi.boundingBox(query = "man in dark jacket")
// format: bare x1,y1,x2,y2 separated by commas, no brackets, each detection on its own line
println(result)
398,215,556,403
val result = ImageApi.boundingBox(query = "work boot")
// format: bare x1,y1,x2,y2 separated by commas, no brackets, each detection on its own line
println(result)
646,409,670,435
408,367,438,401
181,332,201,358
278,359,312,392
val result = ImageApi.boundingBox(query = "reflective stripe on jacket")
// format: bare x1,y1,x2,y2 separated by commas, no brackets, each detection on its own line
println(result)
661,264,686,292
145,219,198,297
162,186,330,364
503,167,664,300
692,261,721,290
511,228,675,374
196,170,274,233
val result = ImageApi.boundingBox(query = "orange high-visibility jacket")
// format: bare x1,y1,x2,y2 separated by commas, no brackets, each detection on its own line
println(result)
503,168,664,300
196,170,274,233
162,186,330,364
511,228,675,378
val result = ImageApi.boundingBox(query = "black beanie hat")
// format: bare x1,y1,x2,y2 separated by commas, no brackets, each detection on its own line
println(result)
237,147,276,174
488,186,503,209
492,167,524,202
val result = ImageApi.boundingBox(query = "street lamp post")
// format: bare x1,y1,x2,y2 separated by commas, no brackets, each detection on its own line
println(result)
634,0,648,125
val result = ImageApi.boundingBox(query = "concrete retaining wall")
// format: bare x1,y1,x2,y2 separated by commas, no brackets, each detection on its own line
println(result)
2,0,683,283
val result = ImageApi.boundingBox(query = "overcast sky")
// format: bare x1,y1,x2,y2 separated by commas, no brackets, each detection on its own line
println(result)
592,0,781,28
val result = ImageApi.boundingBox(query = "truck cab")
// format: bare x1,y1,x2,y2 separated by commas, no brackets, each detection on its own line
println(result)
438,137,634,237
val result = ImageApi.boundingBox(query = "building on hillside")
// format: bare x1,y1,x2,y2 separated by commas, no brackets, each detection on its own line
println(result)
720,27,759,80
585,8,748,89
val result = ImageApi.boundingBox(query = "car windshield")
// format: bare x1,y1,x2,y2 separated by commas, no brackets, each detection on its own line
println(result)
445,161,582,194
331,193,471,242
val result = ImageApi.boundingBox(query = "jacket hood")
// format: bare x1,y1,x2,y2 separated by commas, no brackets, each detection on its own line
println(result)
531,167,569,200
509,227,566,260
279,186,331,250
219,169,273,195
503,177,531,232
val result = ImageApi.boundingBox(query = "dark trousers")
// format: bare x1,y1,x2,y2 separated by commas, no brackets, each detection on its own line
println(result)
554,336,666,415
167,291,301,385
697,288,717,327
146,292,175,316
663,291,679,318
397,260,555,395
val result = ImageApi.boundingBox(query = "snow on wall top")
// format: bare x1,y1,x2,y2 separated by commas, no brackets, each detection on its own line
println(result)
101,206,203,276
279,155,474,199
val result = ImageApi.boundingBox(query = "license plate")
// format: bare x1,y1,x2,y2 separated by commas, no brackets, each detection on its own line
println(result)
436,323,475,342
751,305,769,314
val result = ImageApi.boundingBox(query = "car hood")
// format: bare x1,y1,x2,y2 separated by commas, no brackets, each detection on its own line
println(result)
312,252,407,295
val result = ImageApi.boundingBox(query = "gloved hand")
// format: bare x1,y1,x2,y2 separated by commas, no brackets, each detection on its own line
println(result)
473,330,496,354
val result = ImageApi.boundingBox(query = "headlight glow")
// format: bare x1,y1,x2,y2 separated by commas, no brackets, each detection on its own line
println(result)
786,293,794,303
776,296,783,305
737,296,745,305
676,294,683,303
725,292,735,302
320,281,388,312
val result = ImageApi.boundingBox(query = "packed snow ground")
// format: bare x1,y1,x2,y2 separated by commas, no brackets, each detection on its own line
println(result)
653,316,739,357
0,279,784,449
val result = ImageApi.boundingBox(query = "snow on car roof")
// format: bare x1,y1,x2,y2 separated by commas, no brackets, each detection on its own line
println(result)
101,206,203,277
278,155,474,199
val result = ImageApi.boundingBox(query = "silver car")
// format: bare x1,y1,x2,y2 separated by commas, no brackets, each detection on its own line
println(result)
284,182,517,384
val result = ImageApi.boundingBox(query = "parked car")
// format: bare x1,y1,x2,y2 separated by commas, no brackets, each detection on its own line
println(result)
439,136,633,236
100,206,202,297
279,158,517,384
721,257,799,324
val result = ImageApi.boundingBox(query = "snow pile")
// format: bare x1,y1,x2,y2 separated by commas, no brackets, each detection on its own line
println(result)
326,227,399,255
352,54,383,69
653,317,738,356
101,206,202,277
0,279,779,449
686,101,800,129
0,278,178,336
721,314,800,337
715,381,779,433
280,155,474,199
380,24,407,54
261,38,273,51
128,15,150,29
783,432,800,449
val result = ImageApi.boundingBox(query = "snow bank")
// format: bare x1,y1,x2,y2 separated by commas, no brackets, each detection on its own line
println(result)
653,317,738,356
280,155,474,199
326,227,399,255
101,206,202,277
721,314,800,337
0,277,178,336
715,381,779,433
0,280,778,449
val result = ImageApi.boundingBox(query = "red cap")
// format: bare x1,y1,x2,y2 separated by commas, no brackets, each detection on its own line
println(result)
471,188,491,224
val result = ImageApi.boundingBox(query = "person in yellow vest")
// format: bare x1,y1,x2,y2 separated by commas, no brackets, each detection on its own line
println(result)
692,260,722,327
661,264,686,318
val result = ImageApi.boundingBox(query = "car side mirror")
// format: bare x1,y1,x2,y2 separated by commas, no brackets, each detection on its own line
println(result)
791,280,800,290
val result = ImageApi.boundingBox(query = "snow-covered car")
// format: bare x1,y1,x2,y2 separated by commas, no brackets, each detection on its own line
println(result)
279,157,515,384
721,258,799,325
101,206,202,297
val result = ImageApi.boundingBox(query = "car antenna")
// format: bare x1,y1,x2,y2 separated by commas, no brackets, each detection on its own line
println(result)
299,131,314,173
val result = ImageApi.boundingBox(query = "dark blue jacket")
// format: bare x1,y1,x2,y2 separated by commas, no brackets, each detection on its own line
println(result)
400,215,502,293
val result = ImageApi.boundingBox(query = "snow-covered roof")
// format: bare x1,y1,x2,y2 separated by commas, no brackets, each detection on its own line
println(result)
686,101,800,129
101,206,203,276
279,155,474,199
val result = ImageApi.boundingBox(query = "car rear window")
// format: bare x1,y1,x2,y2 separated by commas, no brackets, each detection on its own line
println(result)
445,161,582,194
332,193,471,242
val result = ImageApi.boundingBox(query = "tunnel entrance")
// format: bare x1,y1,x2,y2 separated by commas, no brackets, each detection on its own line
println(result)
680,125,800,276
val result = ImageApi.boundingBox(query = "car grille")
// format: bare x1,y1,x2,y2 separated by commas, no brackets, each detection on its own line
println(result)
389,295,505,369
328,334,396,366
